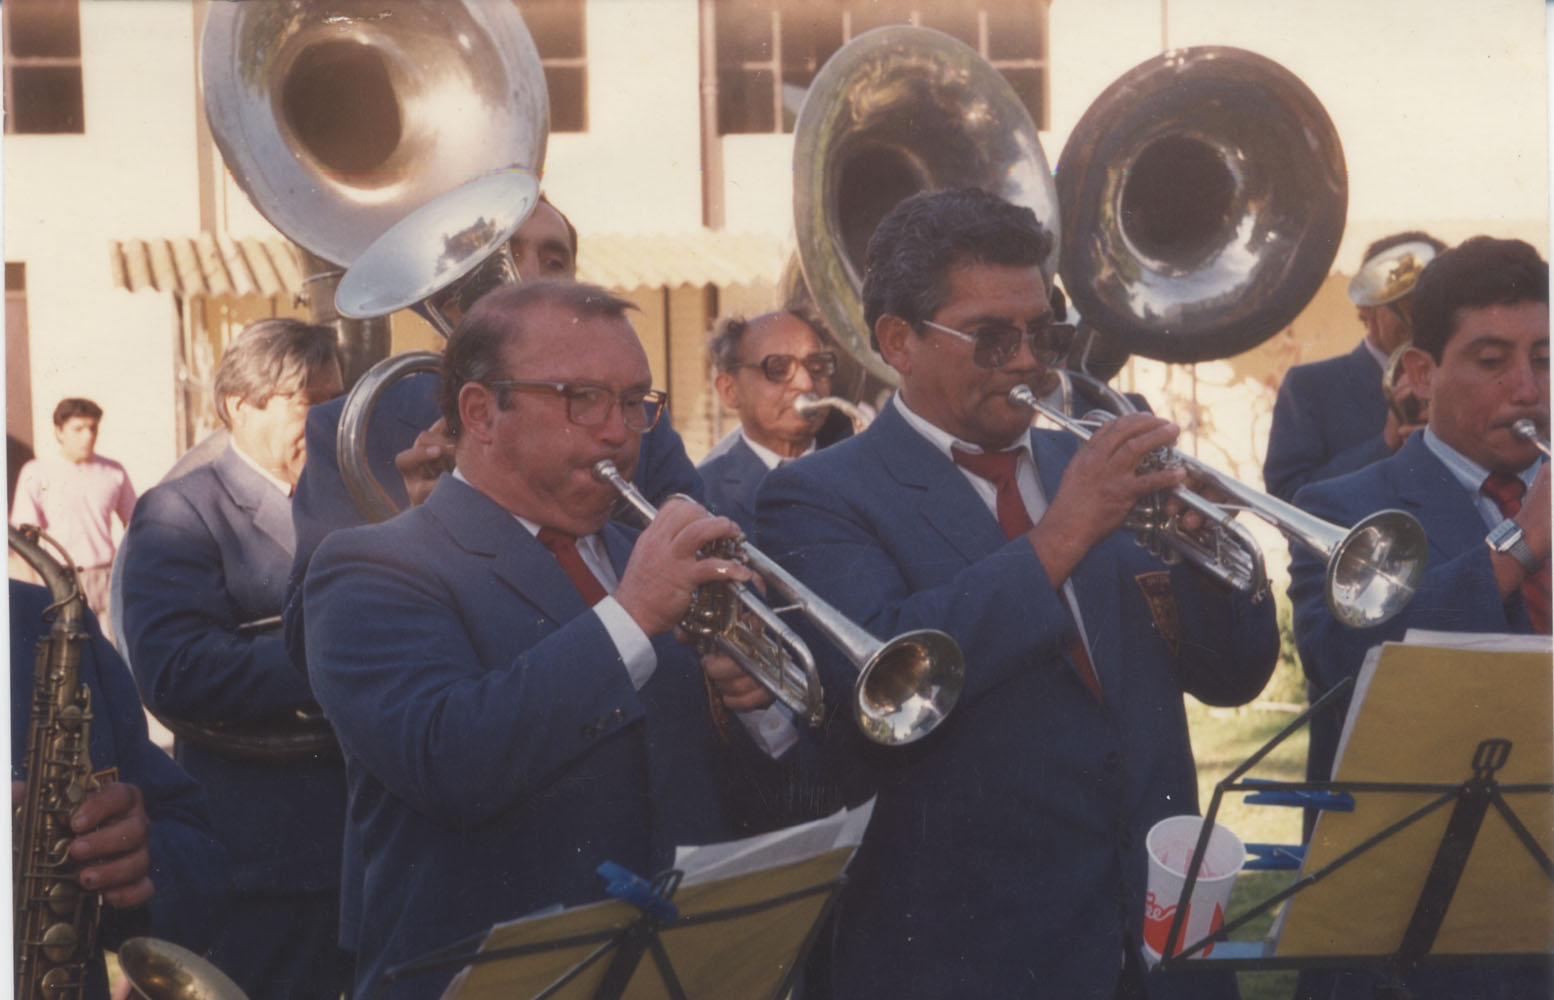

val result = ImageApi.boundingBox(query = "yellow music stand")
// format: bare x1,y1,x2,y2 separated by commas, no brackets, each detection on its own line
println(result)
1154,632,1553,984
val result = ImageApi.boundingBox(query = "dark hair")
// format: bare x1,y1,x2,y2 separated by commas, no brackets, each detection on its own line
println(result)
52,398,102,428
213,317,339,427
1411,236,1548,361
440,280,637,436
707,307,829,374
1362,230,1448,265
536,193,578,257
861,187,1054,351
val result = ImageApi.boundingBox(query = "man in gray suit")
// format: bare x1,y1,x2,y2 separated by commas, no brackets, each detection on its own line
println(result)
117,318,351,999
699,308,839,534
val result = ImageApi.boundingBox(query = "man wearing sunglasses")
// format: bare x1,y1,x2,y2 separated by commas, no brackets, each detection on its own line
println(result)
1263,230,1447,504
303,280,794,1000
700,308,843,534
756,188,1278,999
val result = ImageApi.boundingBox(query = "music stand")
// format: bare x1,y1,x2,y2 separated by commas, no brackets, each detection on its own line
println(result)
1152,634,1553,990
382,823,862,1000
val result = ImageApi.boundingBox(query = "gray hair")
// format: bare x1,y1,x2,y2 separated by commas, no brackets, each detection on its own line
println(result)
213,317,340,427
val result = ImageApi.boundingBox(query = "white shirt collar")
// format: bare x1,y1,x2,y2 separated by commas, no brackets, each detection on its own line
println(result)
1421,427,1542,494
230,441,294,497
739,426,816,470
890,391,1033,461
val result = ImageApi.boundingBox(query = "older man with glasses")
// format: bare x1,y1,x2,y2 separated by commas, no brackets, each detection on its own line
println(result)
303,280,799,1000
700,308,844,534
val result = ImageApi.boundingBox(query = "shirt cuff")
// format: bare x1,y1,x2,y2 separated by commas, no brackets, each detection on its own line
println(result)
736,703,799,759
594,596,657,689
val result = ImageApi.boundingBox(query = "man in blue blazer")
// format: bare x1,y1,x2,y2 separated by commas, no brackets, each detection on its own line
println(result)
756,188,1279,999
1289,236,1549,1000
305,280,794,1000
11,579,229,1000
1264,232,1447,504
700,307,842,535
284,196,704,667
117,318,352,999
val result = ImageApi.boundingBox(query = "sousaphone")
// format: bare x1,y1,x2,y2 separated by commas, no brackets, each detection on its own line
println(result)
792,26,1060,388
1056,46,1348,363
200,0,549,382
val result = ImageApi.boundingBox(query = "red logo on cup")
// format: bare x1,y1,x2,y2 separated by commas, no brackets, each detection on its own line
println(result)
1144,891,1223,957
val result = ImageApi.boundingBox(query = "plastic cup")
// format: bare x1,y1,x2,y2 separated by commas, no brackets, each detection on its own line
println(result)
1141,815,1245,965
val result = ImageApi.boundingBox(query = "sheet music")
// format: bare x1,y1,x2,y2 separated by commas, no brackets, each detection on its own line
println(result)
674,798,875,886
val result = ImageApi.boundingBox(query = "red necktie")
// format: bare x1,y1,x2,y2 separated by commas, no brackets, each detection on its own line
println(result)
951,446,1103,701
536,527,609,606
1481,472,1551,634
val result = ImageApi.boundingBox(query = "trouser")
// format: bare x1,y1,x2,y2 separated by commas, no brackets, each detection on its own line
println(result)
204,888,355,1000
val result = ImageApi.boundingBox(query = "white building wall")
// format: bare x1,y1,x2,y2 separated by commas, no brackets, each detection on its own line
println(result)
5,0,201,491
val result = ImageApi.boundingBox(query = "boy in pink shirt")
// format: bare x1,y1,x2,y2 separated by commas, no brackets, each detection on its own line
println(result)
12,398,137,638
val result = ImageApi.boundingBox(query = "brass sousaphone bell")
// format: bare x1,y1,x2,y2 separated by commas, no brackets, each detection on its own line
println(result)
1056,46,1349,364
200,0,549,383
792,25,1060,389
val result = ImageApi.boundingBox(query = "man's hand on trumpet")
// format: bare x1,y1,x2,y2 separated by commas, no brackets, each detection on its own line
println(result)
614,496,751,637
1031,412,1186,587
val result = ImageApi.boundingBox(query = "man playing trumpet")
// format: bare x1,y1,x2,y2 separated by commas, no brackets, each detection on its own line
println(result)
1288,237,1550,1000
700,307,842,534
756,187,1278,999
304,281,797,1000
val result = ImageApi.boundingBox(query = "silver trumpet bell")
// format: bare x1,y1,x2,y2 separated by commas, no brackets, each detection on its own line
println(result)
592,461,964,746
1011,374,1429,629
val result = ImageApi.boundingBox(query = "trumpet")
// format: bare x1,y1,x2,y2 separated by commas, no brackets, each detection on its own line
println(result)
1009,374,1430,629
1513,418,1552,458
794,393,872,432
592,460,964,746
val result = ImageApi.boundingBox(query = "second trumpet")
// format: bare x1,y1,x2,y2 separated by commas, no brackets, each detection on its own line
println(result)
593,460,964,746
1010,375,1429,629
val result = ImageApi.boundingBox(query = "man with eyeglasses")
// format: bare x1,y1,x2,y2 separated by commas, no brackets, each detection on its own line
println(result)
700,308,844,535
756,188,1278,999
303,280,796,1000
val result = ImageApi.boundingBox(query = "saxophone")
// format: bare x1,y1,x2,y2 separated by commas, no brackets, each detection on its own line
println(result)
11,524,104,999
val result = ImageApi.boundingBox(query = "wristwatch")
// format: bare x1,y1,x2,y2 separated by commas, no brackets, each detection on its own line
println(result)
1486,518,1541,572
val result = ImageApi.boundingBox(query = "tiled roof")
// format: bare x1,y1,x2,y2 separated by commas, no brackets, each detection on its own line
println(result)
109,230,788,296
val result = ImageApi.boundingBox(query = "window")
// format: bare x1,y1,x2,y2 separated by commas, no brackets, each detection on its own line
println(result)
3,0,84,134
517,0,587,133
712,0,1049,135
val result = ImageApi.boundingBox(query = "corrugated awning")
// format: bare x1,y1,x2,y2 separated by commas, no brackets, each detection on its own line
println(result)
109,230,788,296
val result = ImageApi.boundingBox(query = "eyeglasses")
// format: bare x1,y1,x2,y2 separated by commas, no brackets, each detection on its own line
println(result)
481,379,668,432
921,318,1077,370
733,351,839,383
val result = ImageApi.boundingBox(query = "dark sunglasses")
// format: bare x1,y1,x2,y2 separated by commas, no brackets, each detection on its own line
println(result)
734,351,839,383
922,319,1078,370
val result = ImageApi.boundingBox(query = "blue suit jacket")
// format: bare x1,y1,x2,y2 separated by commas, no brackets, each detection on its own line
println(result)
304,476,751,1000
117,444,346,893
284,371,705,669
11,581,229,1000
1289,435,1548,1000
697,432,768,536
755,402,1278,1000
1264,342,1392,504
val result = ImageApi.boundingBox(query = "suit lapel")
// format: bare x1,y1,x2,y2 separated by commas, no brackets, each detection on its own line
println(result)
213,446,296,555
871,404,1006,563
1389,435,1490,558
425,477,589,627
